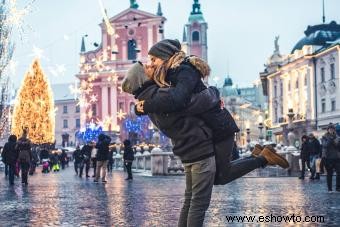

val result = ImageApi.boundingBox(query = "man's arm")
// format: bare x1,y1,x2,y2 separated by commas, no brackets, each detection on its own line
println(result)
142,64,200,114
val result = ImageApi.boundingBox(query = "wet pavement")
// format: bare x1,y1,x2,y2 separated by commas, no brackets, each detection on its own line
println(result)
0,166,339,226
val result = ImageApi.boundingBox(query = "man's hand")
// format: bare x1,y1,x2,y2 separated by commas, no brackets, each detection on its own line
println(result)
136,100,145,113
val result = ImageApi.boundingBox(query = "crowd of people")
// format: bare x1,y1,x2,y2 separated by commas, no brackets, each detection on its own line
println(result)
299,122,340,192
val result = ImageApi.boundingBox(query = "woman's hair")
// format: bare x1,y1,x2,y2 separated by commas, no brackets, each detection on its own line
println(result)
153,51,211,88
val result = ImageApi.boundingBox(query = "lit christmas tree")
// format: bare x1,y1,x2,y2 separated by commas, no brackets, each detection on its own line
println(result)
11,59,55,144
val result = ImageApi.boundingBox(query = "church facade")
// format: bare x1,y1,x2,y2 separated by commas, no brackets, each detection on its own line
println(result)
75,1,208,141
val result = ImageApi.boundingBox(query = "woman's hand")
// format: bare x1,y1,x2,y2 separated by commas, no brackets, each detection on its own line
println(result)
136,100,145,113
144,64,155,80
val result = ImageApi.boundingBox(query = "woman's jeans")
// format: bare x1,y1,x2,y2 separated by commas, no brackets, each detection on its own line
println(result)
178,156,216,227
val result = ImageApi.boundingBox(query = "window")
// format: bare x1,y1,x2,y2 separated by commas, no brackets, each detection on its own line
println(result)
119,102,124,111
274,107,278,123
274,85,277,97
331,100,336,111
92,104,97,116
304,75,307,86
288,81,291,91
192,31,200,41
321,67,325,82
128,39,137,60
280,82,283,96
295,79,299,89
63,105,68,114
63,119,68,128
75,105,80,113
76,119,80,128
330,63,335,80
321,98,326,113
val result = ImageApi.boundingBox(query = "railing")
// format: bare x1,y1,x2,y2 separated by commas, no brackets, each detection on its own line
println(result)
113,148,184,175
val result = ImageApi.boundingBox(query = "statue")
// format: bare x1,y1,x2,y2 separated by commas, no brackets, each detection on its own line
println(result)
129,0,139,9
274,35,280,52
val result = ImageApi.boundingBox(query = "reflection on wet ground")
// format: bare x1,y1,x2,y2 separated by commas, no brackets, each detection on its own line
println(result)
0,167,339,226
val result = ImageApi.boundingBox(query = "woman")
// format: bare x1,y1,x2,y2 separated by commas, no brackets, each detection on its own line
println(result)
127,39,289,227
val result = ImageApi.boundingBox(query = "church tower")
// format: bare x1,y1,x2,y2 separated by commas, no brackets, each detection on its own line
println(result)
183,0,208,61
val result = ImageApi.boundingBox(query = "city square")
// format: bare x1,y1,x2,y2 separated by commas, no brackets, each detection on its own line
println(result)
1,0,340,226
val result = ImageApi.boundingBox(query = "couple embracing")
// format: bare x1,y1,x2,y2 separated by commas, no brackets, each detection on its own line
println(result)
122,39,289,227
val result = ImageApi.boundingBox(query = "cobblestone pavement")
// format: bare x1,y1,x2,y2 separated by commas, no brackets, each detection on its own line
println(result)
0,165,339,226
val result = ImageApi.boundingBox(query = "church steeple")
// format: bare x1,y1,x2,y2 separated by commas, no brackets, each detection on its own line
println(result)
80,36,86,53
191,0,202,15
182,27,187,42
157,2,163,16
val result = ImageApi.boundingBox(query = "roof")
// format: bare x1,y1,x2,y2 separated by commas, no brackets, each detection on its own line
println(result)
291,21,340,53
51,83,76,101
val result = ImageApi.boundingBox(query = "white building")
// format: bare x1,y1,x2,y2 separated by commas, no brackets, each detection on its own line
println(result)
260,21,340,144
220,77,266,147
52,84,80,147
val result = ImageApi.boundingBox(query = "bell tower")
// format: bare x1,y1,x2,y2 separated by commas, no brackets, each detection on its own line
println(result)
183,0,208,61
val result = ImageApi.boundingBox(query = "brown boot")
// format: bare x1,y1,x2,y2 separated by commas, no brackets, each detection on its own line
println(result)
260,146,289,169
252,144,263,157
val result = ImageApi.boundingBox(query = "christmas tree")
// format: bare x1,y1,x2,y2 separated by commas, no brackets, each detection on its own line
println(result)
11,59,55,144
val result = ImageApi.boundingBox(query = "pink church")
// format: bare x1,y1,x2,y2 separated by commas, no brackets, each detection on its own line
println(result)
76,0,208,141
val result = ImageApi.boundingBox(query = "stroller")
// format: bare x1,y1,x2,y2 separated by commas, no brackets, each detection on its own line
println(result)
42,158,50,173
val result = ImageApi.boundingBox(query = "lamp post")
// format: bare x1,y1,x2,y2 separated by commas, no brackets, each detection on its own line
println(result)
245,120,251,150
258,115,264,145
287,108,296,148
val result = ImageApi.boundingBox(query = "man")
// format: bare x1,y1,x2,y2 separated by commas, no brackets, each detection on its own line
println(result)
2,135,18,185
17,129,32,185
321,123,340,192
307,133,322,180
299,135,310,180
123,139,134,180
95,134,111,183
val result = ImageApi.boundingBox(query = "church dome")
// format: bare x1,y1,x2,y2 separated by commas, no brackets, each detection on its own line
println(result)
291,21,340,53
221,77,239,97
223,77,233,87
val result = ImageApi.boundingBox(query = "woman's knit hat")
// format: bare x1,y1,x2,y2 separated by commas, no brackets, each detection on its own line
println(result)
148,39,181,61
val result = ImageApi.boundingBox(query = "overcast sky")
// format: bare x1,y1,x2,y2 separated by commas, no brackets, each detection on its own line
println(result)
11,0,340,88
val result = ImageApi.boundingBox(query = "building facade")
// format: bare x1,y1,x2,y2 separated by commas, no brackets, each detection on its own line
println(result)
53,84,80,147
76,1,208,142
260,21,340,144
220,78,265,148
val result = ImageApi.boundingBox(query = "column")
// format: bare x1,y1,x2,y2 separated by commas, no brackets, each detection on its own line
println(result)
147,25,153,51
101,84,108,121
111,84,118,128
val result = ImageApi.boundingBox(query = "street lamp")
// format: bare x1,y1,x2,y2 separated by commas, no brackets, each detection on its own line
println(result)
258,115,264,145
245,120,251,150
287,108,296,147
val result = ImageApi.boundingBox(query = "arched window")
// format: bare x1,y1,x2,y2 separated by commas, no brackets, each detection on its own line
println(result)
128,39,137,60
192,31,200,41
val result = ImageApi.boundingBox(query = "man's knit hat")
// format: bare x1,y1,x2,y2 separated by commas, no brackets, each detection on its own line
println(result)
148,39,181,61
122,62,149,94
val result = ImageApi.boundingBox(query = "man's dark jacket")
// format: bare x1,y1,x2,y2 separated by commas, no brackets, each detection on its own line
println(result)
96,134,111,161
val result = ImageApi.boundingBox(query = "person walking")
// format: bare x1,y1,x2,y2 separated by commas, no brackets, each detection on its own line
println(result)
73,145,82,175
79,143,92,178
16,129,32,185
124,39,289,227
123,139,134,180
307,133,322,180
60,149,68,169
107,144,115,173
299,135,311,179
94,134,111,183
2,135,18,185
321,123,340,192
91,143,97,177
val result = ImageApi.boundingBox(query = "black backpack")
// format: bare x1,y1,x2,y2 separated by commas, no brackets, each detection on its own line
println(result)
18,150,30,163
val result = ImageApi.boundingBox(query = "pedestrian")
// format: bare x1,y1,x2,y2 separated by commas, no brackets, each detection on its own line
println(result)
107,143,115,173
123,139,134,180
2,135,18,185
321,123,340,192
73,145,82,175
94,134,111,183
16,128,32,185
1,146,9,177
307,133,322,180
60,149,68,169
51,152,60,172
299,135,311,179
79,143,92,178
123,39,289,227
91,142,97,177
